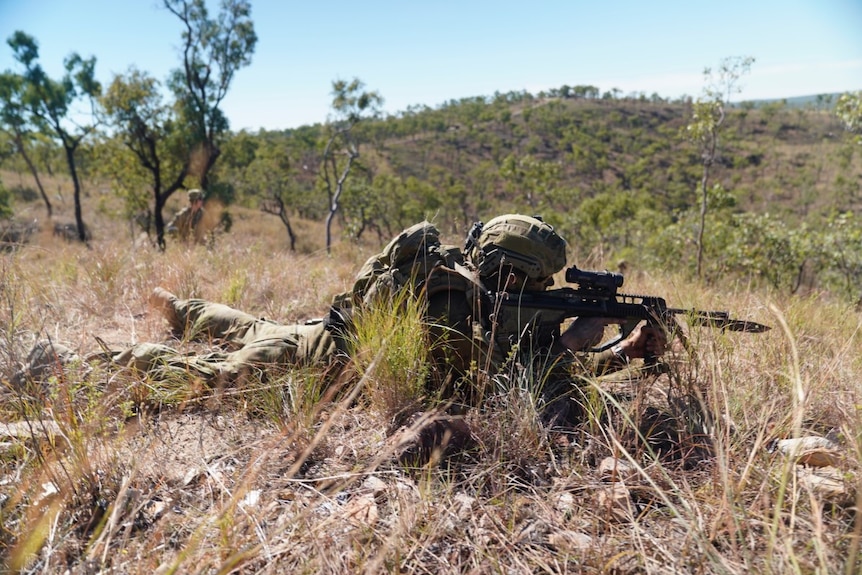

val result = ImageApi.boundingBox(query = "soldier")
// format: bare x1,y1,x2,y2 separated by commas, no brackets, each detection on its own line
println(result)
143,214,666,402
11,215,664,416
167,188,206,243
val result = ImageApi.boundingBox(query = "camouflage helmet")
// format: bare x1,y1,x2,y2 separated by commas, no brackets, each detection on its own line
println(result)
468,214,567,281
187,188,204,202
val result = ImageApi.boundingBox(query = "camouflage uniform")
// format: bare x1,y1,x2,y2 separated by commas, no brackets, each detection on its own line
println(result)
9,291,343,391
329,215,626,417
152,289,341,371
167,189,206,243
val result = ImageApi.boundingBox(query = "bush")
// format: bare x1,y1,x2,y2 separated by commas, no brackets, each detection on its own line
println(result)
348,290,431,421
0,181,13,219
9,184,38,203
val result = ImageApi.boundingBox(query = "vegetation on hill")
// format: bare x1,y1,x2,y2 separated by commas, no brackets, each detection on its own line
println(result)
5,86,861,302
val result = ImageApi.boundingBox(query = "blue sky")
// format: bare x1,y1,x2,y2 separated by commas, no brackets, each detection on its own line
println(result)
1,0,861,131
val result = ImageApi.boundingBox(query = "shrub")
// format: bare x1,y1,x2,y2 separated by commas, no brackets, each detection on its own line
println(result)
348,290,431,421
0,181,13,219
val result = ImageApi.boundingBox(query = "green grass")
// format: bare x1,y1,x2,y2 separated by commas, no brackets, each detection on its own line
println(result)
0,201,858,574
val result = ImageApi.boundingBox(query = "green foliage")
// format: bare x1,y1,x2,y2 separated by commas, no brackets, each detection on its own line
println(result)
566,184,673,264
683,56,755,278
162,0,256,195
835,91,862,143
201,86,857,304
90,132,160,219
349,291,430,420
499,153,561,211
818,211,862,301
720,213,813,291
98,0,257,248
320,77,384,252
5,58,859,303
341,174,442,240
8,184,38,203
0,180,12,219
244,134,303,209
651,207,862,301
5,30,101,239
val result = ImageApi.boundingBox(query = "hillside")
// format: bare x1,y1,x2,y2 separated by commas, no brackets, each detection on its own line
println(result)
3,95,861,304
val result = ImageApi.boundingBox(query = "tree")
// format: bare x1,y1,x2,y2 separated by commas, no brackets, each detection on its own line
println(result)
0,179,12,219
163,0,257,191
835,91,862,144
249,136,300,251
100,68,190,248
320,78,383,253
684,56,754,278
7,31,101,242
499,153,561,211
0,71,52,217
99,0,256,250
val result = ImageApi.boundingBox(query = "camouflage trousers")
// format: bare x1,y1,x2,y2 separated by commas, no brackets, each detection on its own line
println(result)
11,292,341,389
119,291,341,385
155,291,339,365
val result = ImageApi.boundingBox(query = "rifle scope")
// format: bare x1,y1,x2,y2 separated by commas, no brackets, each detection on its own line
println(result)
565,266,624,293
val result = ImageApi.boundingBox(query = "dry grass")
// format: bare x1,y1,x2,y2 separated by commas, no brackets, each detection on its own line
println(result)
0,192,860,574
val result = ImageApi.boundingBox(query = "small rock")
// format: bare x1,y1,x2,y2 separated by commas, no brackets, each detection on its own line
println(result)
548,530,593,552
596,483,634,523
362,475,387,496
239,489,261,508
182,467,202,487
453,492,476,519
770,436,841,467
145,500,169,522
796,466,854,504
0,420,61,439
343,493,379,526
554,491,575,515
598,456,636,482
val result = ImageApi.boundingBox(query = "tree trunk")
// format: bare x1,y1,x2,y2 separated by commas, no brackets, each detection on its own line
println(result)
198,142,220,192
62,143,88,244
14,131,51,218
325,154,357,254
279,209,296,252
696,163,709,279
154,174,166,251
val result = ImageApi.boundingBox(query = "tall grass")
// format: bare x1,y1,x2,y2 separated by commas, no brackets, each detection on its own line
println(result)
0,201,859,573
348,289,432,423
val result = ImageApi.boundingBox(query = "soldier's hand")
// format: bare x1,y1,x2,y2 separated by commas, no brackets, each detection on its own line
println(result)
618,324,667,359
560,317,611,352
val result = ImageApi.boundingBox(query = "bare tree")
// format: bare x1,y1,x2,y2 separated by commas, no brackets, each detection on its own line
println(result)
684,56,754,278
321,78,383,253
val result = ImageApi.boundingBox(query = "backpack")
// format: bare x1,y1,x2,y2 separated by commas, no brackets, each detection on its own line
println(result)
340,221,465,307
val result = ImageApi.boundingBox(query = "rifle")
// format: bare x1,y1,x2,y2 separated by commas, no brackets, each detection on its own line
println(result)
490,265,770,360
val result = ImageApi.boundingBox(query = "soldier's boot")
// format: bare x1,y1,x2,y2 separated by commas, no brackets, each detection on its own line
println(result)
149,287,183,332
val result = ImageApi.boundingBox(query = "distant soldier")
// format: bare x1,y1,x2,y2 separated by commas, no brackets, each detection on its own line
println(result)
167,188,206,243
